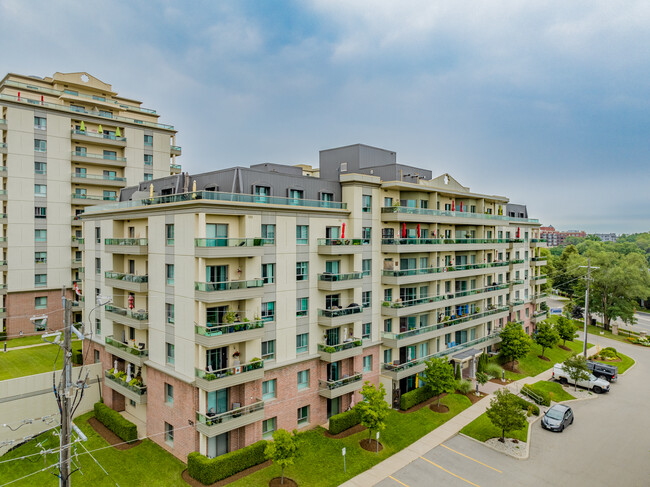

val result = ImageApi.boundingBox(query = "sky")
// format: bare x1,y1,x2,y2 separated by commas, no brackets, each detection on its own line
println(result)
1,0,648,234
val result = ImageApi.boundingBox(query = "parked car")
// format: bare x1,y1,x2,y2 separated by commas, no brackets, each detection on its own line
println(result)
551,363,610,393
541,404,574,432
586,360,618,382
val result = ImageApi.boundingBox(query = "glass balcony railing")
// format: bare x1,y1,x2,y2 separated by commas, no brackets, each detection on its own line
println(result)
509,299,525,306
533,293,548,300
196,399,264,427
319,372,363,391
382,261,509,277
531,238,547,243
71,193,118,201
532,275,547,280
510,259,525,264
105,304,148,320
72,237,84,244
104,370,147,395
318,339,362,354
194,279,264,292
0,213,7,219
317,272,365,282
534,310,548,318
317,306,363,318
382,283,510,309
71,172,127,182
317,238,370,246
0,260,7,266
380,206,540,224
532,256,547,262
71,129,127,142
0,119,6,124
0,190,7,196
170,164,181,170
0,237,8,243
381,237,520,245
71,151,127,162
510,279,525,285
171,145,181,151
105,335,148,357
104,238,148,246
194,238,268,248
104,271,148,283
195,319,264,337
0,143,6,149
195,360,264,381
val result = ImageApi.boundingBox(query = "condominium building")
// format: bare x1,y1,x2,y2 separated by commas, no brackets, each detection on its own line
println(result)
0,72,181,337
540,226,586,247
80,144,547,461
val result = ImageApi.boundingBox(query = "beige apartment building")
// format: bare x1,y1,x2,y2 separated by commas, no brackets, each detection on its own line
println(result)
0,72,181,337
80,144,547,461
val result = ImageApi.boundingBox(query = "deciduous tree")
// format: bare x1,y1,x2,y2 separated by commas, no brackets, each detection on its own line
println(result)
485,389,527,442
421,357,457,407
357,382,390,441
498,322,531,370
265,429,298,484
533,320,559,358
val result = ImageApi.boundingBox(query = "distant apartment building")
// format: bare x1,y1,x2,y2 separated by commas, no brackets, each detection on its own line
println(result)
539,226,586,247
0,72,181,337
594,233,617,243
81,144,548,461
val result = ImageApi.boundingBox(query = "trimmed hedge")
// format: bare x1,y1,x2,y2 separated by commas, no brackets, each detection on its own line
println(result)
71,349,83,365
521,384,551,407
93,402,138,442
512,395,540,415
329,407,361,434
188,440,267,485
400,385,435,411
0,331,6,341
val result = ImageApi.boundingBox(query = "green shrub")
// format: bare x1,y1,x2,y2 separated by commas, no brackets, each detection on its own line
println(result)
600,347,618,359
399,385,435,411
93,402,137,442
485,363,502,379
71,349,83,365
456,380,473,395
328,407,361,434
188,440,267,484
512,395,540,415
521,384,551,407
0,331,6,341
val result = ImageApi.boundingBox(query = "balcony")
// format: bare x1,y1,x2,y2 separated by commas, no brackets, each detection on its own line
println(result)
380,206,540,225
317,238,370,255
71,172,127,188
104,370,147,404
104,238,148,255
71,129,127,147
71,151,127,168
0,283,7,295
530,239,547,247
0,119,6,130
171,145,182,156
194,319,265,347
194,238,268,258
532,293,548,302
71,237,84,249
0,236,6,248
0,142,6,154
170,163,181,174
532,310,548,321
317,272,365,291
105,271,148,293
0,213,5,225
195,399,264,438
0,307,6,319
318,372,363,399
105,335,148,367
533,274,547,282
317,339,363,362
381,261,510,285
0,260,6,271
381,334,502,381
195,360,265,391
71,193,118,205
71,297,84,311
194,279,264,303
0,166,6,177
381,306,510,348
317,305,363,327
532,256,547,266
381,237,512,254
71,258,83,269
0,190,7,201
104,304,149,330
510,259,525,270
509,279,525,290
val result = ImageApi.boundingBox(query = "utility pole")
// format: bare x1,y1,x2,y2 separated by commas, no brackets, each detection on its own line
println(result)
579,259,599,357
59,287,72,487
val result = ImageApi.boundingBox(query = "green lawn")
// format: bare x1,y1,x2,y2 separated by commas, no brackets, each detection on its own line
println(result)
4,335,50,348
0,341,82,380
460,411,529,443
229,394,472,487
492,339,589,379
524,380,575,403
590,351,635,374
0,412,186,486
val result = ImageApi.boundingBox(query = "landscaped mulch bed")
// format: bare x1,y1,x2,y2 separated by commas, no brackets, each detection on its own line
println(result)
489,378,513,385
181,460,272,487
323,423,366,439
398,393,447,414
87,417,141,450
429,404,450,413
464,392,487,405
558,345,572,351
359,438,383,452
537,355,551,361
269,477,298,487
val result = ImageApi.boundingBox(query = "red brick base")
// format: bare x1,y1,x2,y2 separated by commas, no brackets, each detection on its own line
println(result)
5,289,74,338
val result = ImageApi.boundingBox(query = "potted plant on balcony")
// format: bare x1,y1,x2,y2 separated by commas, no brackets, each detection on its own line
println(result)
250,357,263,369
232,350,240,359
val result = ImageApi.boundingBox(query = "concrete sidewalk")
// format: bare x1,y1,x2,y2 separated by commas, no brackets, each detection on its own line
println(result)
340,345,599,487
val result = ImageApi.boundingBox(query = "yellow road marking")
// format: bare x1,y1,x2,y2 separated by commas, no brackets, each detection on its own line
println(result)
419,456,481,487
388,475,410,487
439,444,503,473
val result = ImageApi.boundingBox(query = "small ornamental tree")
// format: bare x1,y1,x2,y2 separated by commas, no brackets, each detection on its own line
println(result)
485,389,527,442
554,316,577,346
533,320,560,359
563,354,590,391
264,429,298,485
475,371,489,393
421,357,457,407
498,322,532,370
357,382,390,441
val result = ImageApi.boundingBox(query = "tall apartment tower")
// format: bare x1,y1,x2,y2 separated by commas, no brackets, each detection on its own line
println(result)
0,72,181,337
81,144,548,461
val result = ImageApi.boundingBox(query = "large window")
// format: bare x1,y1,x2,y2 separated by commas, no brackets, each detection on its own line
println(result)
34,161,46,175
296,298,308,317
34,184,46,197
34,116,46,130
296,261,308,281
297,406,310,426
166,343,175,365
166,264,175,285
363,355,373,372
362,291,371,308
144,154,153,166
34,229,47,242
35,274,47,287
289,189,303,204
296,333,308,354
164,422,174,446
34,139,46,152
35,252,47,264
262,263,275,284
362,323,371,340
362,195,372,212
261,224,275,243
144,173,153,181
362,259,372,276
297,370,309,390
166,303,175,324
34,207,47,219
261,302,275,321
262,417,276,439
262,340,275,360
166,224,175,245
35,296,47,309
262,379,277,400
144,134,153,146
296,225,308,244
165,383,174,406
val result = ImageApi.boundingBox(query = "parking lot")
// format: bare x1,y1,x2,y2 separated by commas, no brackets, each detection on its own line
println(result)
376,337,649,487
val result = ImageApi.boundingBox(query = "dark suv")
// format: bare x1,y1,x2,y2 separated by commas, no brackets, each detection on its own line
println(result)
586,361,618,382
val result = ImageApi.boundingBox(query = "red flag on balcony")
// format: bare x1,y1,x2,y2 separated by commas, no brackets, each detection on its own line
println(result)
402,222,406,238
452,200,455,211
74,282,82,296
417,224,421,238
341,223,345,238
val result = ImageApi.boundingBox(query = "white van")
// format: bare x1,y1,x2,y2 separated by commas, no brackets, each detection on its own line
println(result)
551,363,610,393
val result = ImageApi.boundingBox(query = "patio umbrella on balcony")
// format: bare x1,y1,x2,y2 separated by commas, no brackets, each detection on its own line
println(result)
452,200,455,211
149,184,154,198
417,223,420,238
460,202,463,212
517,227,520,238
498,205,503,215
80,121,86,132
341,222,345,238
40,95,44,105
98,124,103,134
115,127,121,137
402,222,406,238
126,363,132,383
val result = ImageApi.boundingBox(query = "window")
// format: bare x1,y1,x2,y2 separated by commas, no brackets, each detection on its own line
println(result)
261,302,275,321
296,298,308,317
95,257,101,274
34,184,46,197
166,224,174,245
165,383,174,406
94,350,100,363
95,227,101,244
383,349,392,364
95,318,101,335
35,252,47,264
296,261,308,281
164,422,174,446
262,263,275,284
297,370,309,390
362,323,371,340
363,355,373,372
35,274,47,287
262,417,276,439
33,316,47,332
103,190,117,200
34,116,46,129
296,333,308,353
262,340,275,360
166,303,175,324
384,288,392,303
262,379,277,400
144,134,153,146
98,109,113,118
362,227,371,241
261,224,275,243
320,193,333,207
144,154,153,166
144,173,153,181
166,343,175,365
289,189,303,203
362,291,371,308
34,207,47,219
34,229,47,242
34,139,46,152
34,161,46,175
384,319,392,333
297,405,310,426
166,264,175,285
362,259,371,276
296,225,308,244
35,296,47,309
362,195,372,212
